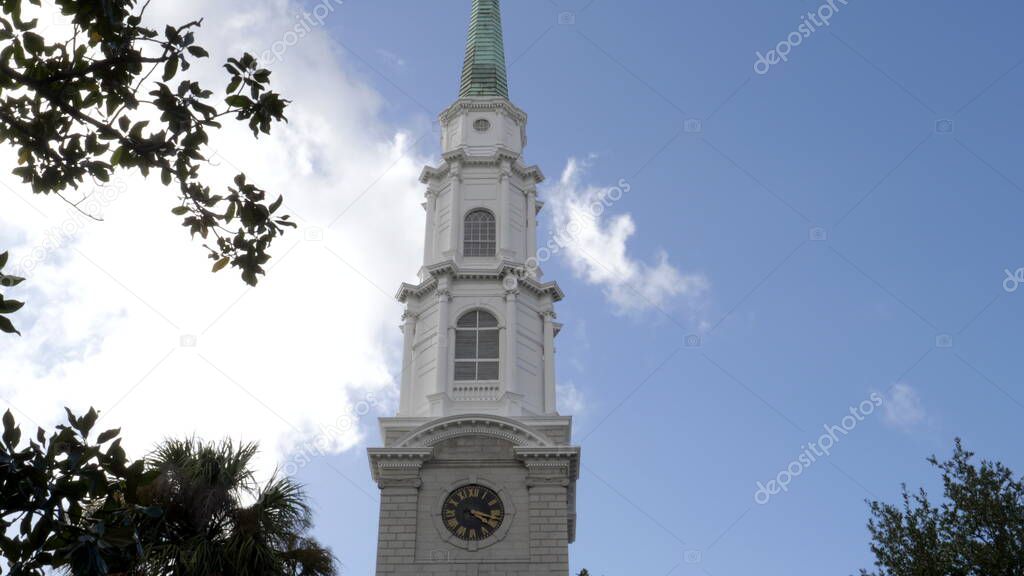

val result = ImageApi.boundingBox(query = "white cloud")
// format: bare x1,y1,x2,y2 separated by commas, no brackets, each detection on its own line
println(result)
882,383,926,430
556,381,586,415
0,0,430,474
544,158,709,315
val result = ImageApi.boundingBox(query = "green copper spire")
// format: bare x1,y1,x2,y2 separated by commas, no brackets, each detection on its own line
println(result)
459,0,509,99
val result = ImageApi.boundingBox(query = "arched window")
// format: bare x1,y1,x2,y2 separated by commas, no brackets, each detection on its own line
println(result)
464,209,496,257
454,310,499,381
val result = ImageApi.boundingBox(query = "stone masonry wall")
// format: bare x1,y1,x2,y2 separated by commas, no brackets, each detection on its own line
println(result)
373,434,572,576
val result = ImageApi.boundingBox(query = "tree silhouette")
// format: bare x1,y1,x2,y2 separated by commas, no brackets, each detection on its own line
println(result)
0,0,295,335
861,439,1024,575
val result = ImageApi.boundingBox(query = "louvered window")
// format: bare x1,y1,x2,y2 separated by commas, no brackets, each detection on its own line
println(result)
454,310,500,381
464,210,496,257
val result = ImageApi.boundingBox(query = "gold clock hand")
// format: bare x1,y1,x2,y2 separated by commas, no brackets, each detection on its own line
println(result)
470,510,499,525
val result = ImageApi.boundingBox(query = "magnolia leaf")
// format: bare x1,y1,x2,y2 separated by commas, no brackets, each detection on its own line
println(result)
0,299,24,314
225,94,251,108
0,315,20,336
212,257,230,273
110,146,125,166
162,56,178,81
268,195,283,213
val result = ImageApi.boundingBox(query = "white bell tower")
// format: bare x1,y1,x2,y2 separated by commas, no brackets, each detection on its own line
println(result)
368,1,580,575
401,95,562,419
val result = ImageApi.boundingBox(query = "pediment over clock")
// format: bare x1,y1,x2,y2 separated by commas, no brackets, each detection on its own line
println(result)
393,414,556,449
433,434,517,461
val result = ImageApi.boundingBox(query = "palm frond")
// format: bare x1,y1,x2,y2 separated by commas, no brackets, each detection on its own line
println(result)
140,438,335,576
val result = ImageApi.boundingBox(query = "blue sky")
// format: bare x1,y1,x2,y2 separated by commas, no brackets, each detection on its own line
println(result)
308,1,1024,574
1,1,1022,575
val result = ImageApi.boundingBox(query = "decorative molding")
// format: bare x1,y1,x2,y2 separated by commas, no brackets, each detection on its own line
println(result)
440,97,527,126
419,151,544,185
503,273,519,295
395,278,438,303
515,446,581,487
395,260,564,303
367,447,434,487
394,414,556,449
452,384,502,402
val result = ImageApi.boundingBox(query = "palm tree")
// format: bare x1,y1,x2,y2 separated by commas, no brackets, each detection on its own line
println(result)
139,438,336,576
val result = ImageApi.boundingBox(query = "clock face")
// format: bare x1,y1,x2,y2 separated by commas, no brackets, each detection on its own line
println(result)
442,484,505,541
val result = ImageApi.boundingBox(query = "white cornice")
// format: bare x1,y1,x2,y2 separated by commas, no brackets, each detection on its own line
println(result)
395,260,564,303
419,151,544,185
514,446,582,482
366,447,434,484
439,97,528,126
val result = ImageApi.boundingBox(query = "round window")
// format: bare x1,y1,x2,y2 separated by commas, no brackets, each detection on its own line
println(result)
473,118,491,132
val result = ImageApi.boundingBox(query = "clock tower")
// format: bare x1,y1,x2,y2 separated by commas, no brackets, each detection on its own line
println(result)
367,1,580,575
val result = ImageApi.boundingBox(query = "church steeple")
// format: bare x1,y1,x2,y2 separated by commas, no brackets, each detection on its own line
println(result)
369,4,579,573
459,0,509,99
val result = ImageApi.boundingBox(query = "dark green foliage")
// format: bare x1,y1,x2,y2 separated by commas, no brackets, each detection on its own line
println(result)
0,407,155,576
0,409,337,576
0,0,295,334
142,438,337,576
860,439,1024,576
0,250,25,334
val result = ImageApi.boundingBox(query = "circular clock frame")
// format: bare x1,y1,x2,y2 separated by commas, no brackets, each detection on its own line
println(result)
433,477,516,551
442,484,506,542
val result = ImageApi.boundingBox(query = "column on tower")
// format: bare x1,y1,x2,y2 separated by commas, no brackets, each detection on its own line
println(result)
542,306,557,414
499,159,513,257
504,275,519,398
367,448,432,572
526,185,538,275
398,312,417,416
446,163,462,259
516,447,579,571
422,188,437,267
434,282,452,405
